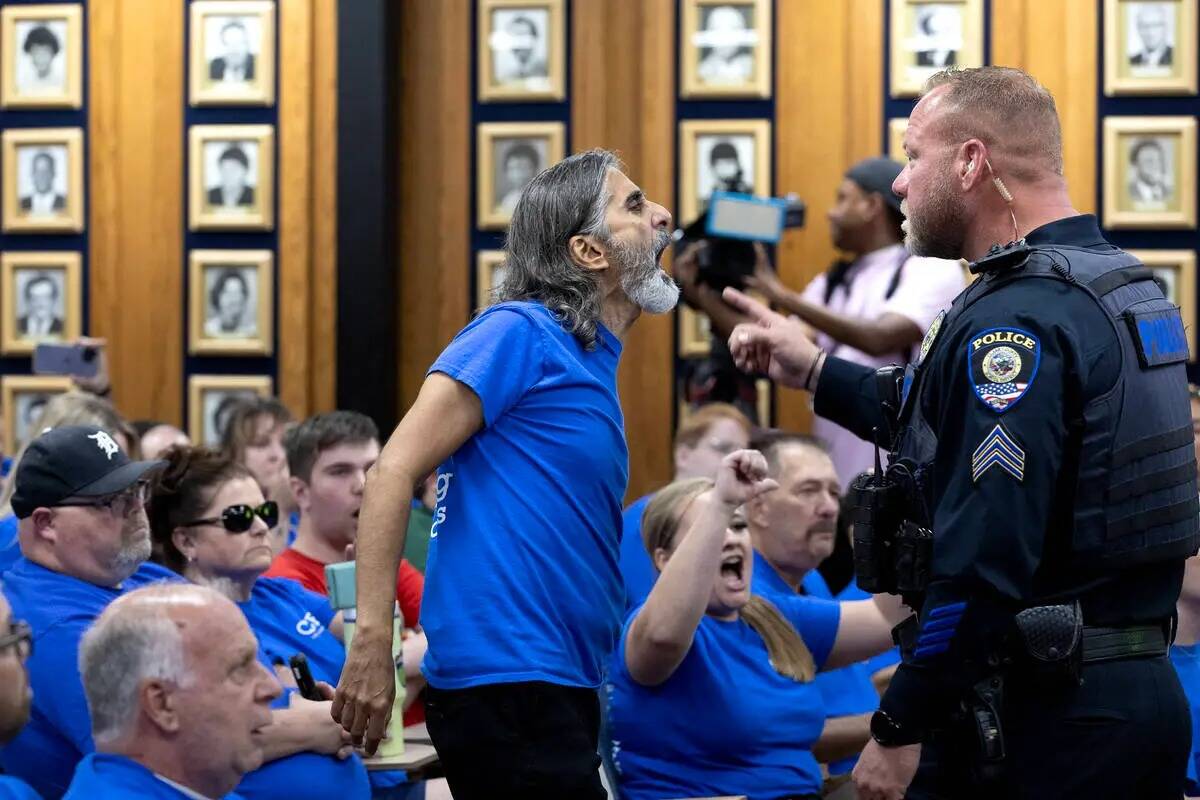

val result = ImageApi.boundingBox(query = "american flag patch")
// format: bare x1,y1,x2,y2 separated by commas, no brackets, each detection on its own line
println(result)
976,382,1028,411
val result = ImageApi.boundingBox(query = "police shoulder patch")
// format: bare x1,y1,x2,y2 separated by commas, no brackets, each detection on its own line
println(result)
967,327,1040,413
918,310,946,365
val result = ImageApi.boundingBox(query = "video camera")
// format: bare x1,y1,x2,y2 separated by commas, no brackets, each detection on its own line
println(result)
676,183,806,292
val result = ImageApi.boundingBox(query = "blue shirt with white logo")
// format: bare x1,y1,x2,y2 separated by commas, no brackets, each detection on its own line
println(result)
65,753,246,799
0,557,182,799
619,493,657,609
606,595,839,800
1171,642,1200,795
752,552,884,775
422,302,629,690
238,577,342,682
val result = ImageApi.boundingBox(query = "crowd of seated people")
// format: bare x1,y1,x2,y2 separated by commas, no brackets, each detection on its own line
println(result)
0,337,1197,800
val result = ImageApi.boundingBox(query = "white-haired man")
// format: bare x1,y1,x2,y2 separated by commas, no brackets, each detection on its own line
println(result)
65,583,279,798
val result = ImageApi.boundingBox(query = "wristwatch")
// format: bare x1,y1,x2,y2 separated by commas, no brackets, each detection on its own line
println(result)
870,710,922,747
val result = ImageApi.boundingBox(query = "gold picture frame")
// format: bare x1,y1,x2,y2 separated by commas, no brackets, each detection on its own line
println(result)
2,127,84,233
1129,249,1197,359
189,0,277,107
1,251,82,355
476,121,565,230
678,305,713,357
1104,0,1198,96
678,118,772,226
1103,116,1197,229
0,4,82,109
477,0,565,102
187,374,273,447
475,250,507,311
680,0,772,99
1,374,72,454
889,118,909,163
889,0,984,97
188,250,274,356
189,124,275,231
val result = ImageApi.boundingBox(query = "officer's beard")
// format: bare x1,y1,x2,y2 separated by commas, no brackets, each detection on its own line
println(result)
900,166,968,260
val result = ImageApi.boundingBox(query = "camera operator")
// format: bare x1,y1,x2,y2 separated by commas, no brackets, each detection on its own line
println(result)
676,157,964,485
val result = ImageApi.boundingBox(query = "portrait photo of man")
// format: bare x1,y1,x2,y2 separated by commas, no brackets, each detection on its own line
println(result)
695,135,755,212
1127,2,1174,68
913,3,961,67
204,142,256,210
1126,136,1175,208
13,270,65,341
207,16,257,83
13,392,50,448
203,266,258,339
695,4,757,86
17,147,67,217
490,8,549,84
493,138,545,216
13,20,66,95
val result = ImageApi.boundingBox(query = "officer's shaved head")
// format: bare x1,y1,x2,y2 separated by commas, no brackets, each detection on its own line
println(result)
919,67,1063,181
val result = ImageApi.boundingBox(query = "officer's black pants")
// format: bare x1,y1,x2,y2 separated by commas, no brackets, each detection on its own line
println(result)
905,654,1190,800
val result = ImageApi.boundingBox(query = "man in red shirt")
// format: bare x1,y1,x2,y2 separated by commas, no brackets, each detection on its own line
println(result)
265,411,427,722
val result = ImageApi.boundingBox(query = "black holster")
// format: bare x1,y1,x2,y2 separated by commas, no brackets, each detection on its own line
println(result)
848,472,932,598
1012,601,1084,690
967,673,1007,785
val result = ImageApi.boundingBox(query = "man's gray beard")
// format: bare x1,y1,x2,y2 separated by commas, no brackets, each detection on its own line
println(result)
901,190,968,260
613,230,680,314
111,534,151,582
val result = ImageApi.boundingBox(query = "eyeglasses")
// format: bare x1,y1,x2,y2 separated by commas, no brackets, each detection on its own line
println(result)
55,480,149,517
181,501,279,533
0,621,32,660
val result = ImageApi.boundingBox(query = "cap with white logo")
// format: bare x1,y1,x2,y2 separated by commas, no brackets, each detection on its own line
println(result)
10,425,166,519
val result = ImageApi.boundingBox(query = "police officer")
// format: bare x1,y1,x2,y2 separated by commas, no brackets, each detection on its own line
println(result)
724,66,1195,799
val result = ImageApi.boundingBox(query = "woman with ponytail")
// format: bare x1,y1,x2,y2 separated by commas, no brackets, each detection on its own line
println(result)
606,450,904,800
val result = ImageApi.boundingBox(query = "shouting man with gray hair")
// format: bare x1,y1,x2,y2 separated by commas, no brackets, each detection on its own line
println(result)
334,149,677,798
65,584,280,799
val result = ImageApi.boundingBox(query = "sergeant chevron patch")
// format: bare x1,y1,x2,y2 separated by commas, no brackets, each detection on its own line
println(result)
972,424,1025,482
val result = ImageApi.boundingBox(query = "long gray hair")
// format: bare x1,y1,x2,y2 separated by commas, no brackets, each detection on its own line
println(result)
494,148,619,350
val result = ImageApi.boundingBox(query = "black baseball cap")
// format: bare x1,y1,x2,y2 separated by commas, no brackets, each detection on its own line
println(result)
845,157,905,212
10,425,166,520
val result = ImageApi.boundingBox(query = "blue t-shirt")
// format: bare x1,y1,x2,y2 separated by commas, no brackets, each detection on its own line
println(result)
0,557,181,799
0,776,39,800
65,753,246,799
619,493,656,609
237,578,407,793
0,515,20,577
1171,642,1200,796
607,597,839,800
752,552,882,776
422,302,629,690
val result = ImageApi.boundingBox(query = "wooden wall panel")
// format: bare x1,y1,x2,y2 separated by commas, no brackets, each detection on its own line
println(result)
279,0,338,418
397,0,471,413
992,0,1098,212
572,0,676,501
775,0,883,434
89,1,184,423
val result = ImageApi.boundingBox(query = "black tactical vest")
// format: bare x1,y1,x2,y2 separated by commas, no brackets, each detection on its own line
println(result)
898,245,1200,571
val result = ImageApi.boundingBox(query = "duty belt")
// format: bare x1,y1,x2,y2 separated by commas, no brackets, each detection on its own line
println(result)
1081,622,1168,663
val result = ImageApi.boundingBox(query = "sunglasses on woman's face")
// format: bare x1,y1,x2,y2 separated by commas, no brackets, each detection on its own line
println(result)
181,501,279,533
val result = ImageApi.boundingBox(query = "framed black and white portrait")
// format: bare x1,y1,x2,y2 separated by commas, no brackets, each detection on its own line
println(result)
188,375,273,447
680,0,772,99
189,250,273,355
476,122,564,229
190,1,276,106
890,0,983,96
0,4,82,109
478,0,565,102
1103,116,1196,228
1,252,81,356
1129,250,1196,358
2,128,84,233
475,250,508,311
189,125,275,231
678,119,771,226
889,118,910,163
1105,0,1197,95
1,375,71,454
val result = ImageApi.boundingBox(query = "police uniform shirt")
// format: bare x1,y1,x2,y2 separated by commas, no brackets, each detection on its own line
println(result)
811,214,1187,735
